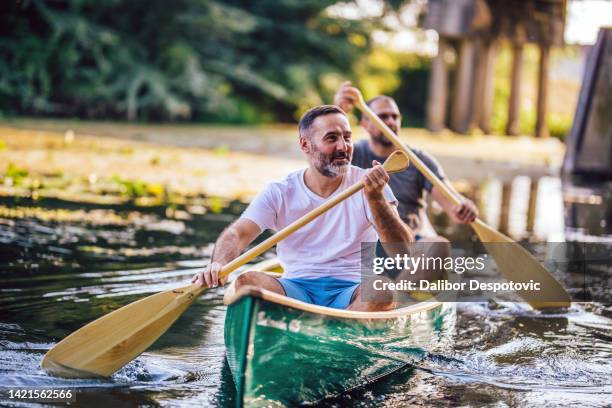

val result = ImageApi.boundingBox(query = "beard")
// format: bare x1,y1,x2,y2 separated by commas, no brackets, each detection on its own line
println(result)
311,144,351,178
372,133,394,148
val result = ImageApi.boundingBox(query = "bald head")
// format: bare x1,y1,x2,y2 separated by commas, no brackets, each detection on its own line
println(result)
366,95,397,109
361,95,402,148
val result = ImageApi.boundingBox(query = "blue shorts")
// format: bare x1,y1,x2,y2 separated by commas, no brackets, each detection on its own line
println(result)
278,277,360,309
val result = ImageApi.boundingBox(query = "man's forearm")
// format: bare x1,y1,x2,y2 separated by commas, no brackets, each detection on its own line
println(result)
368,197,413,243
211,226,246,265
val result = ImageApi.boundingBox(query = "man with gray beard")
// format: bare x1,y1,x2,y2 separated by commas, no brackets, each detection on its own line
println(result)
193,105,412,311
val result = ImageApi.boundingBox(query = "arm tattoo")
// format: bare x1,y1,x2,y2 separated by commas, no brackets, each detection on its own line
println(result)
368,197,413,243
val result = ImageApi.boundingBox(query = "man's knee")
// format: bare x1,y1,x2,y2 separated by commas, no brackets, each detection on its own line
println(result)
234,270,284,295
350,277,395,311
361,292,395,311
375,287,394,306
234,270,261,289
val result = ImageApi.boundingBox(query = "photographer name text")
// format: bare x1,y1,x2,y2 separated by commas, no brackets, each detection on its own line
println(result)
373,279,542,292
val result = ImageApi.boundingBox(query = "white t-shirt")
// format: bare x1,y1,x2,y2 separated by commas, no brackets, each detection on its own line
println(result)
241,165,397,281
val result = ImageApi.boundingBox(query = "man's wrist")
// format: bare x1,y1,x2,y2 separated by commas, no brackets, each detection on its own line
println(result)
366,194,387,206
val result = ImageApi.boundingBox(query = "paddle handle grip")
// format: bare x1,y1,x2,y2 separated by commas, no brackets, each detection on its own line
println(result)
355,98,463,207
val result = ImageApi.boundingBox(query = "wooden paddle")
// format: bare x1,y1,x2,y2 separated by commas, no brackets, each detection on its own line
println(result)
41,150,411,378
354,95,571,310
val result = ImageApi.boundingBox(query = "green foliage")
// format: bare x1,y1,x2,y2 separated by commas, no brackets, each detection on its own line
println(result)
208,196,224,214
2,1,573,135
490,44,575,139
111,175,148,198
0,0,377,123
355,47,430,127
388,53,430,127
213,145,230,156
109,175,166,201
3,163,29,186
548,112,573,139
6,163,29,180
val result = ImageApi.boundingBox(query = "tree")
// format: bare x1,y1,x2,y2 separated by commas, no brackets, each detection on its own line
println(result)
0,0,381,122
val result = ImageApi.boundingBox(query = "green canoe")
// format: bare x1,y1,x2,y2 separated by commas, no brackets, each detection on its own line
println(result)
223,258,455,407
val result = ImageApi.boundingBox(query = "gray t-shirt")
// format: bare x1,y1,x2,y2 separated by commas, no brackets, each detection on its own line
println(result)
351,140,445,233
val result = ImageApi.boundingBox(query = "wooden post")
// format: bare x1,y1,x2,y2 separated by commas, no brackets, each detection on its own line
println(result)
427,37,449,132
479,41,497,134
499,181,512,235
535,44,551,138
526,179,539,234
470,40,486,131
451,39,475,133
506,42,524,136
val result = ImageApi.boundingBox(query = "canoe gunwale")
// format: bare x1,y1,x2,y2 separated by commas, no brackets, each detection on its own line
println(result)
223,258,445,319
224,284,444,320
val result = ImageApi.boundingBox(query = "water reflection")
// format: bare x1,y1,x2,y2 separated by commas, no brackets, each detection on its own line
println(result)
0,195,610,407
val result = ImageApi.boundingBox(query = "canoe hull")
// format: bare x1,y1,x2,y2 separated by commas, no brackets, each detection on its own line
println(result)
224,274,455,406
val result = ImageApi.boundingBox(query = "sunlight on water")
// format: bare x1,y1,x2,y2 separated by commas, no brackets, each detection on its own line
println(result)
0,195,610,407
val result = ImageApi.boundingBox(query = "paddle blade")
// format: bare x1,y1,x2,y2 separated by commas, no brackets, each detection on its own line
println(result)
382,150,410,174
41,284,202,378
472,220,571,309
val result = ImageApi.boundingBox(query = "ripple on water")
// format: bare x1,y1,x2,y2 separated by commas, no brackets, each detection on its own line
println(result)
1,204,611,407
420,302,612,403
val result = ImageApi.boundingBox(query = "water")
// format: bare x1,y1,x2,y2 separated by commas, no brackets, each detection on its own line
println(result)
0,197,610,407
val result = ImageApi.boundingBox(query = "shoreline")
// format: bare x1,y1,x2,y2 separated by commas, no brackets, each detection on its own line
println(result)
0,120,566,206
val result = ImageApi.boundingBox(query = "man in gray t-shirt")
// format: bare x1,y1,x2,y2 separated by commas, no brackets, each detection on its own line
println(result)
334,82,478,242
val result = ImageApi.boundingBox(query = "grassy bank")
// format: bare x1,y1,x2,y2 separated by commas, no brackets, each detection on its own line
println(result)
0,126,302,207
0,120,566,208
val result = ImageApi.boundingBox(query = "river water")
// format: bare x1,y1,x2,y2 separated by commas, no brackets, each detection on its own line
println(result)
0,196,610,407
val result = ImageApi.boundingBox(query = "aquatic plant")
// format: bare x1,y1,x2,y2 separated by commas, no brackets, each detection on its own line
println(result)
4,163,29,186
